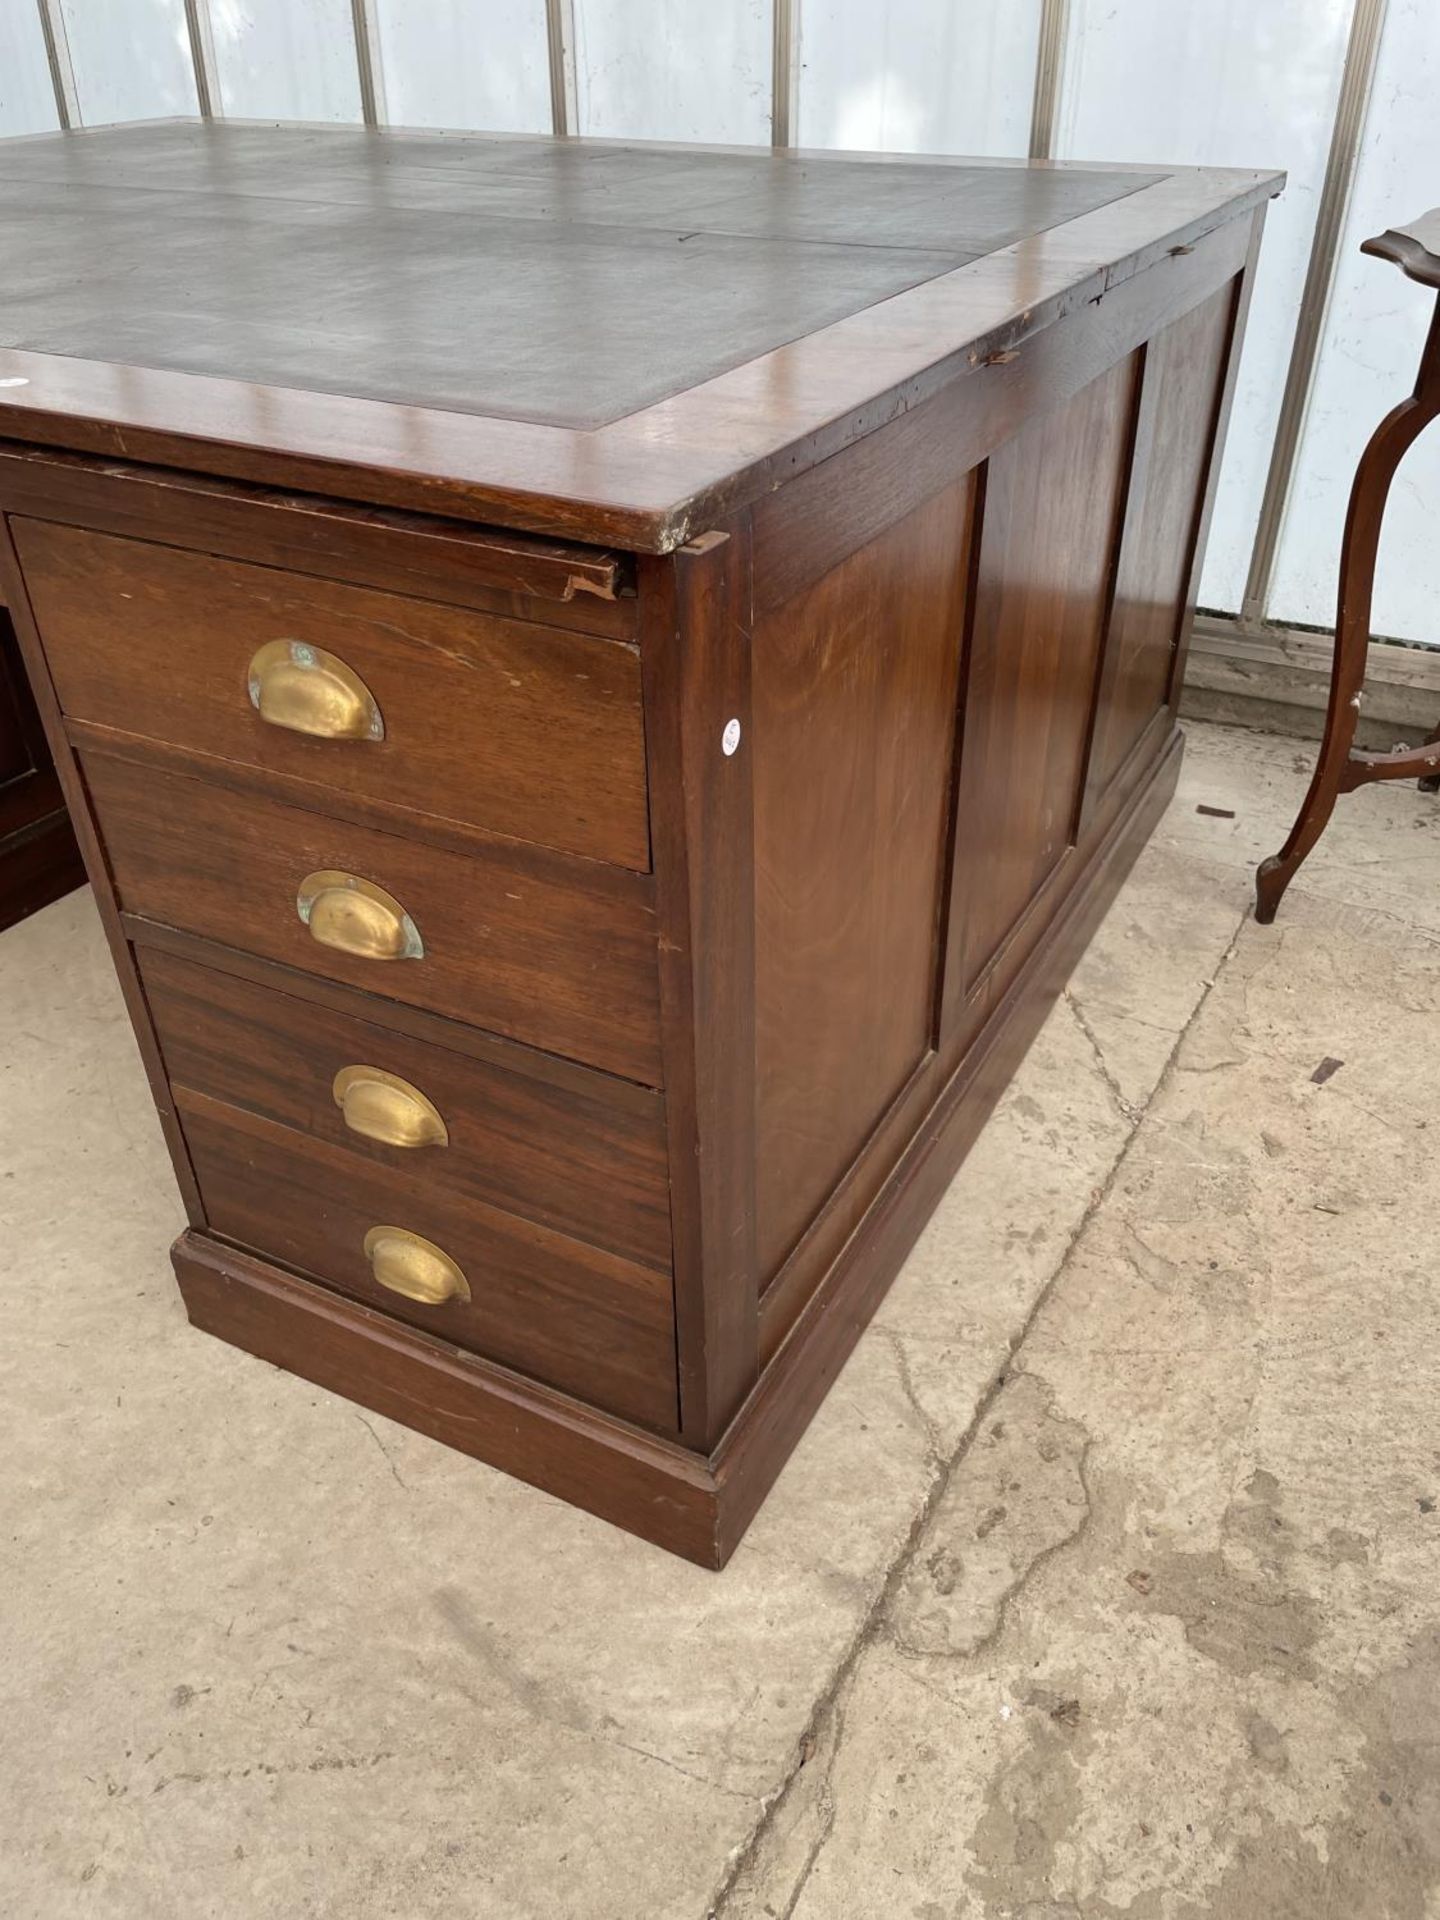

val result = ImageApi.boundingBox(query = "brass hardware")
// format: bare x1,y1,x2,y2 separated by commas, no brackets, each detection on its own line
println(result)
296,871,423,961
363,1226,469,1305
247,640,384,741
333,1065,449,1150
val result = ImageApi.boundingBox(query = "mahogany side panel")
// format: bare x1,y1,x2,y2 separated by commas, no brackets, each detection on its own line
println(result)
1166,206,1268,729
741,731,1182,1515
1083,277,1239,812
748,212,1251,614
941,351,1142,1036
740,229,1265,1348
744,240,1265,1358
751,475,976,1282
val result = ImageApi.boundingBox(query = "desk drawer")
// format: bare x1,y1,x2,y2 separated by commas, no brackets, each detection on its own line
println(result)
181,1100,679,1435
14,518,649,870
85,751,663,1084
139,946,672,1272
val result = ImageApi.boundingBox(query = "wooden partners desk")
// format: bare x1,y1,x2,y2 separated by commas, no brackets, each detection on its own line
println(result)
0,124,1280,1565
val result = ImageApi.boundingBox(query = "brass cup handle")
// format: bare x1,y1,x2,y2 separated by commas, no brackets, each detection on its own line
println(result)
248,640,385,742
297,871,424,961
333,1065,448,1149
363,1226,470,1305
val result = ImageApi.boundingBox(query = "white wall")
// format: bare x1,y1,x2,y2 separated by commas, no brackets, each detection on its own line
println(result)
58,0,198,123
0,0,60,135
574,0,772,145
1056,0,1353,619
1,0,1437,643
376,0,551,134
211,0,362,123
798,0,1040,157
1270,0,1440,644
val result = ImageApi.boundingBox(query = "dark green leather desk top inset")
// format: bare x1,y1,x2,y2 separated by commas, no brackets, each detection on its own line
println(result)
0,122,1160,429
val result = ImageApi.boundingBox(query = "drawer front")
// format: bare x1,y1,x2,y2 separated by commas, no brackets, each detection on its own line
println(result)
86,751,663,1084
14,518,649,870
182,1100,679,1435
140,947,672,1272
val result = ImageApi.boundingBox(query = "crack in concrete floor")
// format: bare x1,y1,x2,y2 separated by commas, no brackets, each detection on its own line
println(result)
5,721,1439,1919
710,900,1251,1919
714,730,1440,1919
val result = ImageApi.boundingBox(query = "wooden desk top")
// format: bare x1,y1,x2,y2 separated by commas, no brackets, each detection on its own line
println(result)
0,122,1282,550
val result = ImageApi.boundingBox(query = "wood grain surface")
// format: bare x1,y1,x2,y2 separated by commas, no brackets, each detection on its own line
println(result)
1084,280,1238,811
82,749,663,1084
17,518,650,870
753,475,975,1280
943,353,1140,1019
174,1232,722,1563
0,444,636,638
642,527,760,1445
168,723,1184,1567
141,946,672,1272
181,1099,679,1434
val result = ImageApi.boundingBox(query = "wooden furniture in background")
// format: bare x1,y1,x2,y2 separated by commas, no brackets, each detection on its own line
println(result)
1257,210,1440,922
0,124,1279,1565
0,578,83,933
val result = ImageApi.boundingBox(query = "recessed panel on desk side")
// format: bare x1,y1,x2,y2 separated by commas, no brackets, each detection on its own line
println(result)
1085,281,1240,808
751,473,976,1280
946,352,1142,1010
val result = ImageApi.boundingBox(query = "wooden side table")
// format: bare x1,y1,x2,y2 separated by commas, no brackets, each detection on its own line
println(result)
1256,210,1440,923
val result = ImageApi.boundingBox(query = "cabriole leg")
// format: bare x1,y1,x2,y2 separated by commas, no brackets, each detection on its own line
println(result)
1256,292,1440,923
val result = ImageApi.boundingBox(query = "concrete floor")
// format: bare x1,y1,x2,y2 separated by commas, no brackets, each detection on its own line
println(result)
2,717,1438,1919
